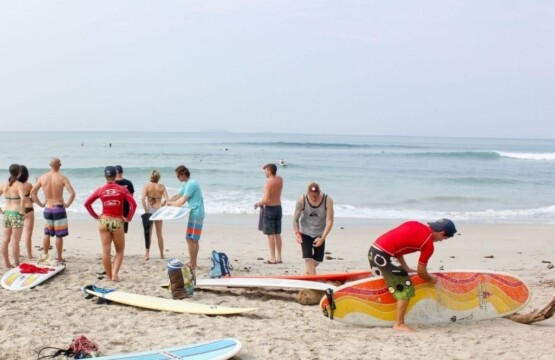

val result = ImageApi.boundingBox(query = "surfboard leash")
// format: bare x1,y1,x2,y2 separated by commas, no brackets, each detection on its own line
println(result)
82,284,115,305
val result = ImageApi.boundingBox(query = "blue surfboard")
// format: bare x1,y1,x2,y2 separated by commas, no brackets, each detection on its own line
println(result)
95,338,241,360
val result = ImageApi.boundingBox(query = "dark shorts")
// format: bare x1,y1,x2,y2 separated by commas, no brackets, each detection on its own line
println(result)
301,233,326,262
43,205,69,238
262,205,282,235
368,246,415,301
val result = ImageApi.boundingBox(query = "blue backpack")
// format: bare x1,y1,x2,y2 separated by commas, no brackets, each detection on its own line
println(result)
210,251,232,278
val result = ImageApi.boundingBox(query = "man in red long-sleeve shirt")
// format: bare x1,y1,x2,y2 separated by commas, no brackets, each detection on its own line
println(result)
368,218,457,331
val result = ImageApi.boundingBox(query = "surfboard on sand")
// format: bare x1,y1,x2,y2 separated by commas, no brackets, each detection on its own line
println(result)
320,270,531,327
245,270,371,283
94,338,241,360
149,206,191,221
1,262,65,291
194,277,337,291
82,285,257,315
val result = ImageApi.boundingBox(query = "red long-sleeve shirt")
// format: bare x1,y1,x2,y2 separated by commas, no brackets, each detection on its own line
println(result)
84,182,137,221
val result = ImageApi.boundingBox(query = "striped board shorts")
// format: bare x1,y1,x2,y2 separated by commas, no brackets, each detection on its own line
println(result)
43,205,69,238
186,217,204,241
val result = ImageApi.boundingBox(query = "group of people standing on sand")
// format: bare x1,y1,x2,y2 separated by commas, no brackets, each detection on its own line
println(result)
2,157,458,332
254,162,459,332
0,158,205,283
84,163,205,281
255,163,336,277
0,159,76,269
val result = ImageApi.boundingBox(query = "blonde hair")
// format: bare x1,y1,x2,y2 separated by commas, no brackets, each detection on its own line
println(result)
150,170,160,183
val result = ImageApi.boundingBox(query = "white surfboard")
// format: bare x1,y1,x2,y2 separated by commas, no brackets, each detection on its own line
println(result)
149,206,191,221
82,285,257,315
95,338,241,360
195,277,337,291
1,262,65,291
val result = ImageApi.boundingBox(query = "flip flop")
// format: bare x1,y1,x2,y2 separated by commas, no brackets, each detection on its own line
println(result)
263,260,277,265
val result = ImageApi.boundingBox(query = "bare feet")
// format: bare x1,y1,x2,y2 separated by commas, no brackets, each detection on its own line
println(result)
393,323,415,332
160,255,165,259
111,275,120,282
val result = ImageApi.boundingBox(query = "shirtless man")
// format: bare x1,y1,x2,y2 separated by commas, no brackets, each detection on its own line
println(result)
254,163,284,264
31,157,76,262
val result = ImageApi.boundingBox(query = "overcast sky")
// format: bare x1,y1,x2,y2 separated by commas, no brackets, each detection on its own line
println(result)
1,1,554,138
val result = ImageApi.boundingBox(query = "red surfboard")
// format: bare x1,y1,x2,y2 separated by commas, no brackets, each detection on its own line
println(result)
240,270,371,283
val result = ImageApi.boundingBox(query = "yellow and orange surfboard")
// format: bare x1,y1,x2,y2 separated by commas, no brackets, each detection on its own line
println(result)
320,271,530,327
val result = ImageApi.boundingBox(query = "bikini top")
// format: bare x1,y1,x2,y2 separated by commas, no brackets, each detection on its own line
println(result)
5,196,21,200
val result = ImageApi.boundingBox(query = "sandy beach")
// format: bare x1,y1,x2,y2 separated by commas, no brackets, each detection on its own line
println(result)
1,215,554,359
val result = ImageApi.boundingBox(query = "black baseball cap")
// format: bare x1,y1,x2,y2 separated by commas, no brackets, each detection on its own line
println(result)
428,218,457,237
104,166,117,177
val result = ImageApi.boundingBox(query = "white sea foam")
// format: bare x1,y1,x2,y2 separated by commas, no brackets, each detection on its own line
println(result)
2,132,555,224
50,198,555,224
496,151,555,161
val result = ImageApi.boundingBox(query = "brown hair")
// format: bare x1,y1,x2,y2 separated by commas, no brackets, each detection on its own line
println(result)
263,163,277,175
18,165,29,183
8,164,21,186
175,165,190,178
150,170,161,183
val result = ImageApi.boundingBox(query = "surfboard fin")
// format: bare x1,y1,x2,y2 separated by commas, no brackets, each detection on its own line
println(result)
324,288,336,320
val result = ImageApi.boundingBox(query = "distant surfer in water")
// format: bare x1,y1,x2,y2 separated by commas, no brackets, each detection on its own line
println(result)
293,182,334,275
368,218,457,331
84,166,137,281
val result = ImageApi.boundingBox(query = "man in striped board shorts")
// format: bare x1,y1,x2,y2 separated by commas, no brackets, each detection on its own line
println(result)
31,157,76,263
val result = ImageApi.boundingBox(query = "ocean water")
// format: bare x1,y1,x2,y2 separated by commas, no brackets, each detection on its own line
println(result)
1,131,554,224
